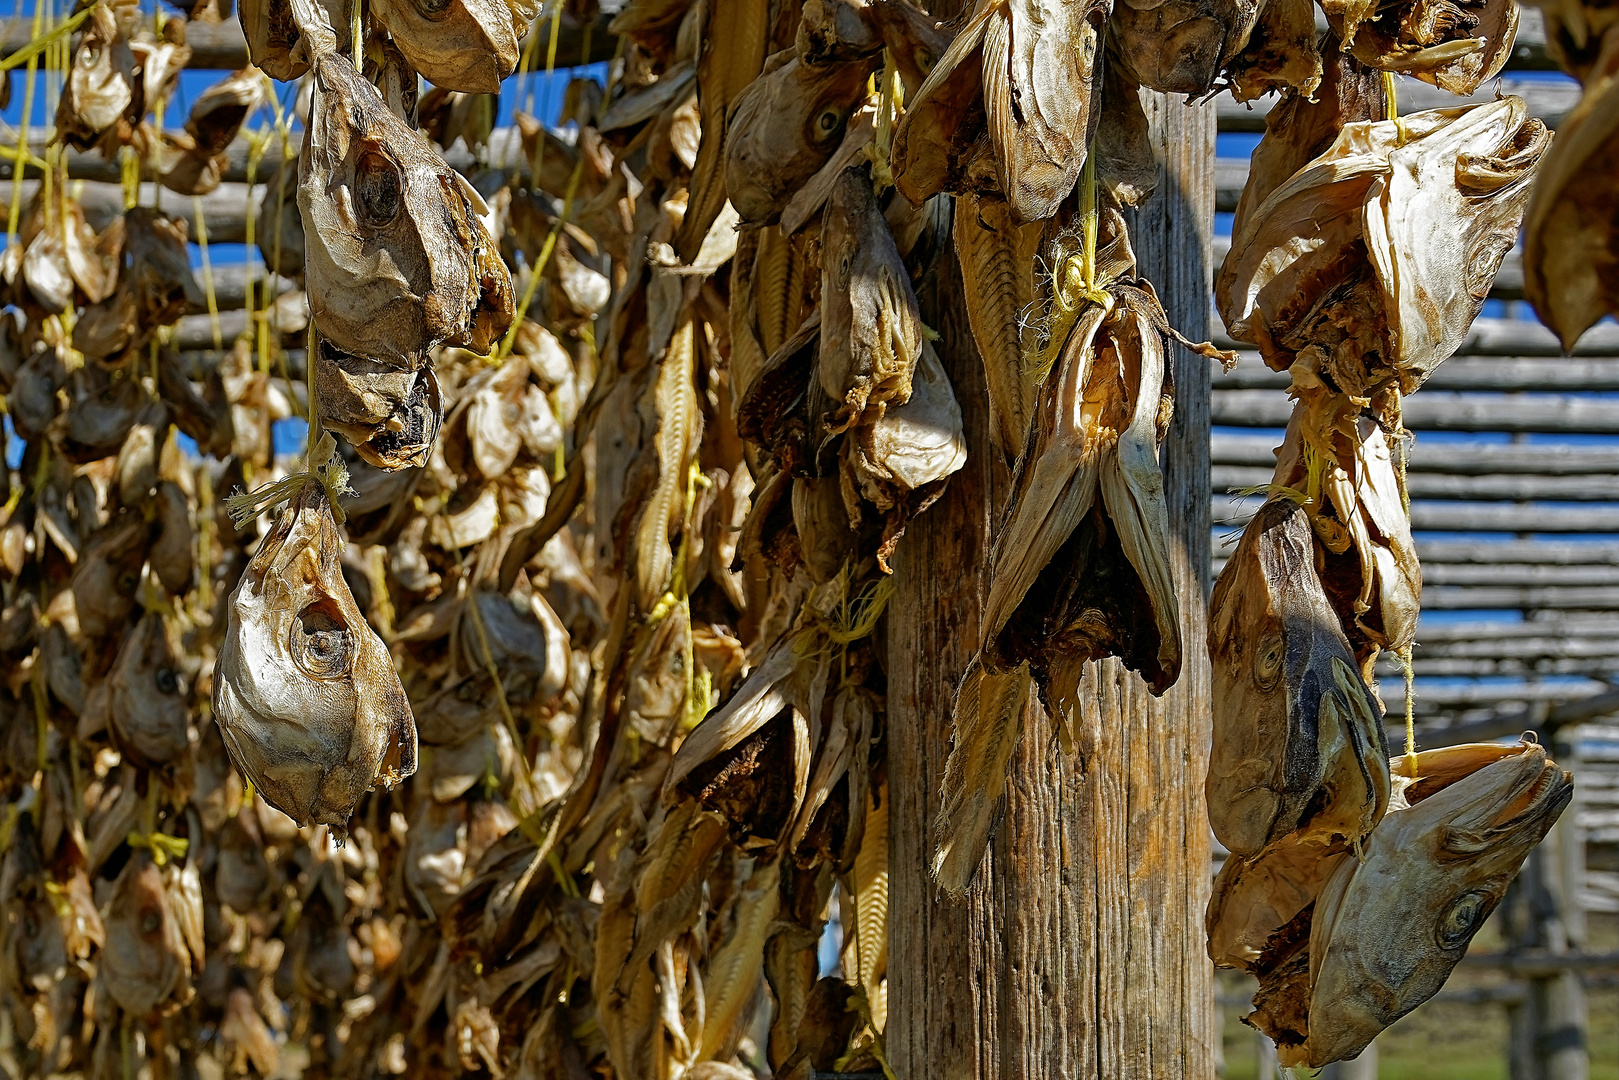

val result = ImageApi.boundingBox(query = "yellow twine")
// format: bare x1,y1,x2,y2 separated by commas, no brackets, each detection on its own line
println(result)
1026,145,1112,384
126,830,190,866
7,0,48,243
498,153,587,359
223,431,355,528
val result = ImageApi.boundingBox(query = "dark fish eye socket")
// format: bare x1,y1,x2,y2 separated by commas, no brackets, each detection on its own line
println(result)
815,107,844,140
355,149,404,231
1436,889,1489,949
140,911,161,934
155,668,179,694
1254,632,1283,691
290,603,357,680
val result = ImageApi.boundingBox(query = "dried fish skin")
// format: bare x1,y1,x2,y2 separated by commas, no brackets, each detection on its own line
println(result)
369,0,523,93
56,3,138,151
1206,497,1390,858
845,339,967,509
890,1,992,207
299,50,513,366
214,482,417,832
1110,0,1258,96
1327,0,1518,94
1223,0,1323,102
819,167,923,428
185,68,268,157
1290,742,1572,1067
1532,0,1619,82
867,0,955,96
314,337,443,470
101,853,191,1018
797,0,884,66
71,511,148,640
239,0,322,80
724,53,876,225
1523,24,1619,351
1206,832,1351,974
108,612,191,773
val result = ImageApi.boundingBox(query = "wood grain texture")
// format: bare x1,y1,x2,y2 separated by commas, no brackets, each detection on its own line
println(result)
885,88,1217,1077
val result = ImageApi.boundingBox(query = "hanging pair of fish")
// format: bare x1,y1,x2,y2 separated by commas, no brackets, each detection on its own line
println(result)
1208,739,1572,1069
1523,1,1619,350
933,223,1195,894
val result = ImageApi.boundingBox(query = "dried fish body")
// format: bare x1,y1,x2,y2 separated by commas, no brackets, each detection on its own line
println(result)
952,192,1041,463
1110,0,1259,96
369,0,526,93
299,50,513,366
1269,742,1572,1067
108,612,191,773
724,52,877,225
101,853,192,1017
632,320,701,612
1206,497,1390,858
1523,23,1619,350
214,482,417,831
819,167,923,428
1218,98,1546,391
1206,831,1351,974
1324,0,1517,94
56,3,138,150
314,337,443,470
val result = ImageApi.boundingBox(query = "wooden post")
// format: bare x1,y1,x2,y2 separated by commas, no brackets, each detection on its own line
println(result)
1506,723,1589,1080
885,81,1217,1077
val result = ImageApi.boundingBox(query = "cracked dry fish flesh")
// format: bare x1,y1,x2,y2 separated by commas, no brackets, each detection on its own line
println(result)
1223,0,1322,102
981,282,1181,699
819,167,923,430
214,481,417,833
1323,0,1518,94
953,190,1042,463
1110,0,1260,96
1218,97,1546,393
842,339,967,513
314,336,443,470
369,0,531,93
892,0,1105,222
1206,497,1390,858
1523,22,1619,351
299,48,513,366
1259,741,1571,1068
725,50,876,225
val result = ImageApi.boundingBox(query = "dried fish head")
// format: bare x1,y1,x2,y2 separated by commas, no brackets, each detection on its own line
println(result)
122,208,206,330
1111,0,1258,96
290,881,355,1001
151,479,196,594
1327,0,1517,94
1206,497,1390,857
797,0,883,64
868,0,954,95
1295,742,1572,1067
314,337,443,470
214,812,271,912
845,339,966,510
108,612,191,773
62,365,146,462
724,53,876,224
371,0,525,92
214,481,417,832
56,3,137,150
1224,0,1322,101
1206,832,1351,973
1524,24,1619,350
1533,0,1619,82
101,853,191,1017
239,0,316,80
819,167,923,426
185,68,268,156
299,50,513,366
71,511,148,640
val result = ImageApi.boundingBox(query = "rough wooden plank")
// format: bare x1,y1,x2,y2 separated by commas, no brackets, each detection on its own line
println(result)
1380,656,1619,678
1412,542,1619,566
1212,561,1619,589
888,82,1216,1079
1214,435,1619,477
1212,318,1619,358
1415,617,1619,642
1212,465,1619,502
1212,389,1619,434
1212,354,1619,394
1214,496,1619,533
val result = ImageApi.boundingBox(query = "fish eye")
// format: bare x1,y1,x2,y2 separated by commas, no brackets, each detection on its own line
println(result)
78,45,101,68
118,572,139,592
141,912,161,934
1436,890,1490,949
915,47,935,76
155,668,179,695
1254,631,1283,691
814,107,845,141
355,149,404,230
290,603,357,680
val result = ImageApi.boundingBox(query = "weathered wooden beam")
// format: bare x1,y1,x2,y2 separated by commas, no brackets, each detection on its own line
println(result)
1379,656,1619,679
1387,680,1613,712
1214,435,1619,477
1413,542,1619,566
1214,496,1619,533
1408,686,1619,741
1212,561,1619,590
1212,318,1619,358
0,13,620,71
1212,389,1619,435
1213,354,1619,394
887,77,1216,1078
6,179,265,243
1212,465,1619,502
0,133,299,184
1414,616,1619,641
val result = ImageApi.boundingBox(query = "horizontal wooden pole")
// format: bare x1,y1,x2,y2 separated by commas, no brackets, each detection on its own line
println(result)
1385,679,1612,712
0,13,620,72
1412,541,1619,566
0,133,298,185
19,179,264,243
1214,434,1619,478
1212,389,1619,434
1398,684,1619,736
1211,317,1619,358
1215,496,1619,534
1414,617,1619,642
1213,465,1619,502
1212,560,1619,590
1457,952,1619,976
1213,353,1619,394
1378,656,1619,679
